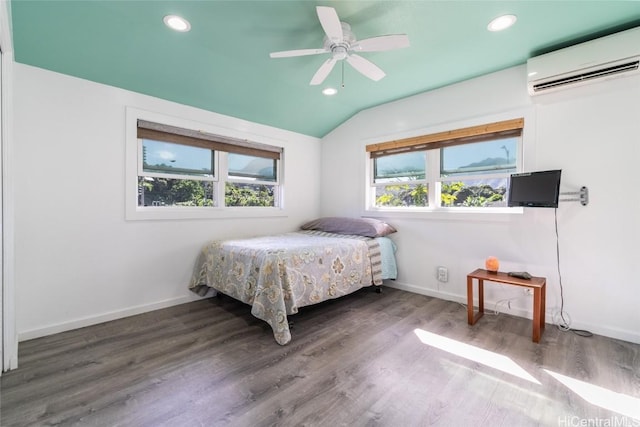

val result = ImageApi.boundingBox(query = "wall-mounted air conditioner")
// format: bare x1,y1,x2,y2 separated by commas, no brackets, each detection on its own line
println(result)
527,26,640,96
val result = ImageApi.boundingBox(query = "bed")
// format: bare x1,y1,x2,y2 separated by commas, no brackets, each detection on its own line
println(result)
189,217,397,345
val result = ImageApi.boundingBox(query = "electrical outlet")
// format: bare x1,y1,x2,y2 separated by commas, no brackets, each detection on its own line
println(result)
437,266,448,282
523,288,533,296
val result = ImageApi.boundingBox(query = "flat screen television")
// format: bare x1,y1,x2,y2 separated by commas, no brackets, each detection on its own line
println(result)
507,169,562,208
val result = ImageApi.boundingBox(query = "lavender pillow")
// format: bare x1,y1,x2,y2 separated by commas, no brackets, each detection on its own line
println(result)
301,217,397,237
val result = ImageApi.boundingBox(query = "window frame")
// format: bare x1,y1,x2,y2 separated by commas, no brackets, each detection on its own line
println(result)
222,152,281,208
370,150,429,208
126,107,287,220
365,114,531,217
137,138,218,207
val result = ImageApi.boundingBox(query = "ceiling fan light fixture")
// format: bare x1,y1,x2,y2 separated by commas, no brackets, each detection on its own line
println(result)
487,14,517,32
163,15,191,32
331,45,349,60
322,87,338,96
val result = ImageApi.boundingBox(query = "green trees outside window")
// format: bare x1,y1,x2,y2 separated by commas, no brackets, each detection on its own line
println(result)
375,181,506,208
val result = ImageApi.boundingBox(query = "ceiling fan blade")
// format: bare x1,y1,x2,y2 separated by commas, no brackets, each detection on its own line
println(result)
270,48,329,58
310,57,337,85
316,6,343,43
345,54,386,81
352,34,410,52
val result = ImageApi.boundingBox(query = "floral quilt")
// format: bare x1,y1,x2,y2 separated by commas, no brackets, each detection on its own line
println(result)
189,230,382,345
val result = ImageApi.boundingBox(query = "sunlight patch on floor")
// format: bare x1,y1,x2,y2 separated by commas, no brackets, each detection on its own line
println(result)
413,328,540,384
544,369,640,421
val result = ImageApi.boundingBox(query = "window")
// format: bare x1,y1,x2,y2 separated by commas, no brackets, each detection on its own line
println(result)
225,153,278,207
373,151,428,207
136,119,282,210
139,139,216,207
367,118,523,210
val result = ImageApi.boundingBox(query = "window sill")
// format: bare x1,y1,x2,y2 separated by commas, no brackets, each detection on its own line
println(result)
364,206,523,222
126,206,288,221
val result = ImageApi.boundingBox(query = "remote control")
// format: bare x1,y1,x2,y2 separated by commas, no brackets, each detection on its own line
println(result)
508,271,532,280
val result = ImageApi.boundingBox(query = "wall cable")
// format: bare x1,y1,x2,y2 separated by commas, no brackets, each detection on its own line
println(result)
554,208,593,337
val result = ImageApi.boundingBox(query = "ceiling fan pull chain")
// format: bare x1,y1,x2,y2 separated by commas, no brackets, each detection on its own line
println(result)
342,61,345,88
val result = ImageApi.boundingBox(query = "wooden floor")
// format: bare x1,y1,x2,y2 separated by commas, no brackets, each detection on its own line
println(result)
1,287,639,427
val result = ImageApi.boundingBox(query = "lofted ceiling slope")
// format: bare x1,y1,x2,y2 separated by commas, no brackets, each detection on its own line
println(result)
9,1,640,138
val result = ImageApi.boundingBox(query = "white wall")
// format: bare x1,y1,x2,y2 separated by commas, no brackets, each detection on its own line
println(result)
13,64,321,340
320,65,640,344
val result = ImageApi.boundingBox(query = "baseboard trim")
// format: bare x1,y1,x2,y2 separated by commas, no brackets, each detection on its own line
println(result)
384,280,640,345
18,294,201,342
18,283,640,345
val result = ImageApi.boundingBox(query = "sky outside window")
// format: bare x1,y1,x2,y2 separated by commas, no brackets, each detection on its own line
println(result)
142,139,213,176
441,137,518,176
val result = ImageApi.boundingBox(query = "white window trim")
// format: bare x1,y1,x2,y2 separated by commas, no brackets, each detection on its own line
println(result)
363,108,535,221
125,107,287,220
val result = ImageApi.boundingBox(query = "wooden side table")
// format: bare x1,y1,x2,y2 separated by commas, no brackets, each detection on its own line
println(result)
467,268,546,343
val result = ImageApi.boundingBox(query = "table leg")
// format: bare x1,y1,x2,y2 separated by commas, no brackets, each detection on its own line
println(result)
467,276,473,324
533,287,541,343
467,276,484,325
541,282,546,332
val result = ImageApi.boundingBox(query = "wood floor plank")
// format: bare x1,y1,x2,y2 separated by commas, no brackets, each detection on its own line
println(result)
1,287,639,426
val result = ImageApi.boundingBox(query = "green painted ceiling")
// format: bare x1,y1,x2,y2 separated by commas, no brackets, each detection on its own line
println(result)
9,1,640,138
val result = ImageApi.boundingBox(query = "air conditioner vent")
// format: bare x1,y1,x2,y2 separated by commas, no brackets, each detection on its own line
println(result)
527,26,640,96
532,60,640,93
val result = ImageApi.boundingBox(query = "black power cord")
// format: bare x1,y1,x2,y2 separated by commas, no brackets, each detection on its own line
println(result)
554,208,593,337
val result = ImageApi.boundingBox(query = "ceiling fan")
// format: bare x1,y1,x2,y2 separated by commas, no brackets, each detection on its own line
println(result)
269,6,410,85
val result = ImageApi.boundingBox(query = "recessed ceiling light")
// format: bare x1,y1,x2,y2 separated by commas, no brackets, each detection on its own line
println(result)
322,87,338,96
163,15,191,32
487,14,517,32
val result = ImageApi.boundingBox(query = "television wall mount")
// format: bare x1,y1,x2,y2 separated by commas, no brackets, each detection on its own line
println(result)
560,186,589,206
